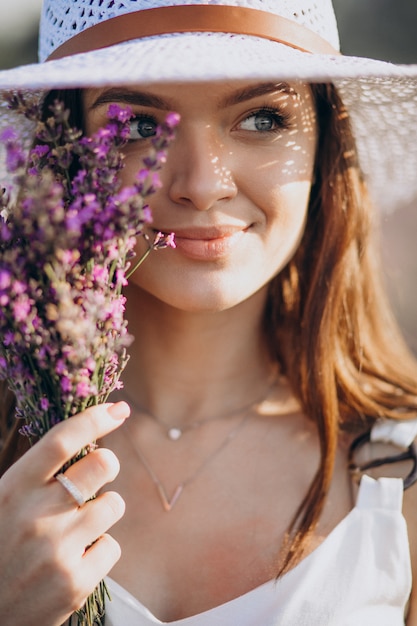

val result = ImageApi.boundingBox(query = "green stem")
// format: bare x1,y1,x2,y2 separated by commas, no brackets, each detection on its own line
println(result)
125,246,152,279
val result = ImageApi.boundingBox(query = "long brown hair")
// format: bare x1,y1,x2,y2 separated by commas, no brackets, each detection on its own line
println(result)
1,83,417,570
265,83,417,571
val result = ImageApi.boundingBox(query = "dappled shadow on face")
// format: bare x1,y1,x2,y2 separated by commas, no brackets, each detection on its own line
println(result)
245,82,317,186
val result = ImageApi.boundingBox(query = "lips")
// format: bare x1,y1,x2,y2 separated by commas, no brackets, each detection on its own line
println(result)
153,225,248,261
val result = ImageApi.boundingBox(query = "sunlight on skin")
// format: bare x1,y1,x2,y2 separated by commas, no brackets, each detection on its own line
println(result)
83,80,317,313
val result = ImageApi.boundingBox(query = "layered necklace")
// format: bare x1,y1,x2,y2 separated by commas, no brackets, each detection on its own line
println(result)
123,379,275,512
127,386,273,442
126,412,250,511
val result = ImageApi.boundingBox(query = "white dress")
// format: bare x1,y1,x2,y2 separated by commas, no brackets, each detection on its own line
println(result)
104,419,417,625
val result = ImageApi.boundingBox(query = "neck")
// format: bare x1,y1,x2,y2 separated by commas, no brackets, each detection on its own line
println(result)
120,284,276,426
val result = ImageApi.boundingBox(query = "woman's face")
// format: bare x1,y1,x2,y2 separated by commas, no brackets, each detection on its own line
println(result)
84,80,317,312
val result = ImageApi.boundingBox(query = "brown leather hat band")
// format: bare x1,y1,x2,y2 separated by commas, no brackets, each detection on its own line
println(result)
47,5,340,62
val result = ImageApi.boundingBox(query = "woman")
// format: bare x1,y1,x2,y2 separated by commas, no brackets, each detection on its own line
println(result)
1,1,417,624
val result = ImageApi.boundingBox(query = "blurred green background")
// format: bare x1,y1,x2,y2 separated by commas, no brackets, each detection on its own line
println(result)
0,0,416,353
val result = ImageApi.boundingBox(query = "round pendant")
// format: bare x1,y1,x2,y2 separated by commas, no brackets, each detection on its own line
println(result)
168,427,182,441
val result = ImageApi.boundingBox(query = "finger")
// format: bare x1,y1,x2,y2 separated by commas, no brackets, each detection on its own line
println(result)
18,402,130,482
76,533,122,596
50,533,123,622
54,448,120,506
74,491,126,549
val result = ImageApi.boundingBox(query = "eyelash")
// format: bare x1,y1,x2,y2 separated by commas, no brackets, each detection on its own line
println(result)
238,107,293,134
126,105,293,142
128,114,159,141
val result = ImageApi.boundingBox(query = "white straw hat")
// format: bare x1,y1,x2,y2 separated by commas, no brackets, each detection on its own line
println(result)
1,0,417,213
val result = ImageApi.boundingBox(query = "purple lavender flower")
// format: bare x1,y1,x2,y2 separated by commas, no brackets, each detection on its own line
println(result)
0,91,178,626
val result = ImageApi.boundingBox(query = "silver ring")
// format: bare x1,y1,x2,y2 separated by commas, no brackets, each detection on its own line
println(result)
55,473,86,507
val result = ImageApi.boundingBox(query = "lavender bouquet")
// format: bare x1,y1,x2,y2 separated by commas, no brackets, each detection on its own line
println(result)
0,92,177,625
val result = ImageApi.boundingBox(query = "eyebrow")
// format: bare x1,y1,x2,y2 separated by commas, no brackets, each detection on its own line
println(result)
88,88,174,111
88,81,296,112
219,82,296,108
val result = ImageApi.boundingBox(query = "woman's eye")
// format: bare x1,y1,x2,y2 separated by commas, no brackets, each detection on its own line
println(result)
129,116,158,140
238,109,290,133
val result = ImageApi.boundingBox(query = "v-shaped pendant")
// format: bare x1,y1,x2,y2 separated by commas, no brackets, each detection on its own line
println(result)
156,483,184,512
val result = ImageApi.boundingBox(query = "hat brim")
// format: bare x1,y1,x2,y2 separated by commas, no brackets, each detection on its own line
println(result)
1,32,417,213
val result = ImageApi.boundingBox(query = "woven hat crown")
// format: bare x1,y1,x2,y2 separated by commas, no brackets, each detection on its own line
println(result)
39,0,340,63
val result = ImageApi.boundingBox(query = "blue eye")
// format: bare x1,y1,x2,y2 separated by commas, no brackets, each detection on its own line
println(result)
238,109,290,133
129,116,158,140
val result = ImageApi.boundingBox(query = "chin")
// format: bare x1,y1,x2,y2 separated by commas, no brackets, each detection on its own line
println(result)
155,288,247,314
127,254,272,313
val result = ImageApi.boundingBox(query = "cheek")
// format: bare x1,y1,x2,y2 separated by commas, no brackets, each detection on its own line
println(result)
260,180,311,276
119,151,146,186
236,124,316,207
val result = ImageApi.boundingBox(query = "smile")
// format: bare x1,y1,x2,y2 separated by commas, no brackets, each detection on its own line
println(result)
153,226,248,261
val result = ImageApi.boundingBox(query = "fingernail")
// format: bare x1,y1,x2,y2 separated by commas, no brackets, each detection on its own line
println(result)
107,401,130,420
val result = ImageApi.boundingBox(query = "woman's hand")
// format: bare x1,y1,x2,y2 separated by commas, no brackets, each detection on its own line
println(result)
0,401,130,626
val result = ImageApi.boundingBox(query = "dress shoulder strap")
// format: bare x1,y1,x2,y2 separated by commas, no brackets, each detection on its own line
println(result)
356,474,404,511
371,417,417,447
349,417,417,491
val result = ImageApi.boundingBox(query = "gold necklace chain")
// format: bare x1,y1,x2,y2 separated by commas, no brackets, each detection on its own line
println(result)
125,411,250,512
133,401,250,441
122,376,277,441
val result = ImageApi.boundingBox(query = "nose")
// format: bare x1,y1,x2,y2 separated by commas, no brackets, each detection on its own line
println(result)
166,125,237,211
